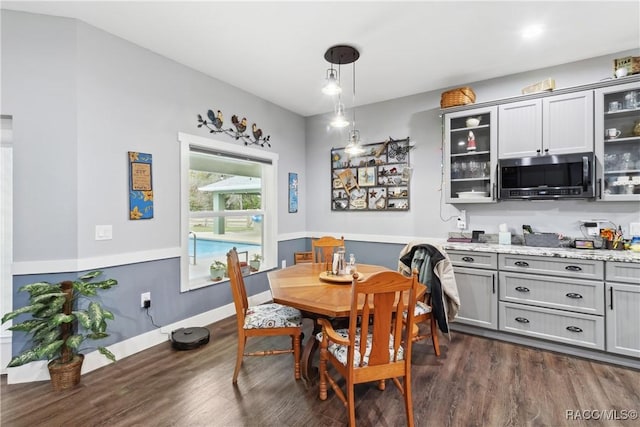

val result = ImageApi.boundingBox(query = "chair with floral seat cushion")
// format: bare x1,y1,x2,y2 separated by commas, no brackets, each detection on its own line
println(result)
403,298,440,356
227,248,302,384
316,270,418,427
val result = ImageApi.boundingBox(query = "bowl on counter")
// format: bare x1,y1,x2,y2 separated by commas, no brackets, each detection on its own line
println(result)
457,190,488,199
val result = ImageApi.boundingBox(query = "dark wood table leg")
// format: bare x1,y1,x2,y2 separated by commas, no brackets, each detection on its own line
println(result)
300,313,322,384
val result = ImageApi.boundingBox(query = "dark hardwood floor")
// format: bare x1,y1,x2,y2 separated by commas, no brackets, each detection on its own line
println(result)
2,316,639,426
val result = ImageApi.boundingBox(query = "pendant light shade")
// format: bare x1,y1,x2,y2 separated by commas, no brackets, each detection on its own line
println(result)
322,68,342,95
345,130,364,155
330,101,350,128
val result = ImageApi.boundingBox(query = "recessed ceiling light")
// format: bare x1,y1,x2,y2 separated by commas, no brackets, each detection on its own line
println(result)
522,24,544,40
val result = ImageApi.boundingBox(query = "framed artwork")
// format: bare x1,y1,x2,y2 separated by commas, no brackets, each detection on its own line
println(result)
288,172,298,213
128,151,154,220
357,167,376,186
330,137,411,211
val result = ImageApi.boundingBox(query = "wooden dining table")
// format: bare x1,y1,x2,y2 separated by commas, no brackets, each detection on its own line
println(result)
267,262,425,383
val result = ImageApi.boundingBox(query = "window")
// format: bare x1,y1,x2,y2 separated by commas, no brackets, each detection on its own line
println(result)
178,132,278,292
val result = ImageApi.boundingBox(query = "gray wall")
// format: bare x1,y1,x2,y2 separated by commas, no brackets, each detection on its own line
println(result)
2,10,307,352
305,50,640,239
3,10,308,264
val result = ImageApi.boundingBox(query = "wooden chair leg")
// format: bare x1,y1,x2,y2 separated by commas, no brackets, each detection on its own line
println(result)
430,316,441,357
347,380,356,427
233,335,246,384
377,379,386,390
318,339,328,400
404,373,415,427
292,333,301,380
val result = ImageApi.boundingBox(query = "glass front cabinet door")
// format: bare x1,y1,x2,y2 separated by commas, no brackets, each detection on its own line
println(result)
444,106,498,203
595,81,640,201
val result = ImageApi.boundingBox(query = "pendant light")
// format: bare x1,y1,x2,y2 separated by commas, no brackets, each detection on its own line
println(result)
322,45,362,142
330,100,350,128
322,67,342,96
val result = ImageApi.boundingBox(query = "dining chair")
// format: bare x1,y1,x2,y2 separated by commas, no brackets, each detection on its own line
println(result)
311,235,345,267
227,248,303,384
407,296,440,356
316,270,419,427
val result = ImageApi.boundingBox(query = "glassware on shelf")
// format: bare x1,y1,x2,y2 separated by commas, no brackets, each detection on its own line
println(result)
624,91,638,109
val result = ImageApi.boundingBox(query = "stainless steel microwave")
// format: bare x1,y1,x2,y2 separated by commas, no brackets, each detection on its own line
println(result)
499,152,595,200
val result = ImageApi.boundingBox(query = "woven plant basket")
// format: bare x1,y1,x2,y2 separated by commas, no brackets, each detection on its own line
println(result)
48,354,84,391
440,87,476,108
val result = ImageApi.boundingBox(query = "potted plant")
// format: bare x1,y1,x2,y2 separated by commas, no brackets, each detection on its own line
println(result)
210,260,226,281
249,254,262,272
1,270,118,390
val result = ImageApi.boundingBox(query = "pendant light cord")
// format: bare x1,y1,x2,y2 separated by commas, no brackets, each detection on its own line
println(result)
352,53,356,131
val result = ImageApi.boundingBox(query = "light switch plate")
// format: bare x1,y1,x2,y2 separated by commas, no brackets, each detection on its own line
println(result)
95,225,113,240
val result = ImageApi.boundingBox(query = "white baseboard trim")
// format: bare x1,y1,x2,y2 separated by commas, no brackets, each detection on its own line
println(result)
6,290,273,384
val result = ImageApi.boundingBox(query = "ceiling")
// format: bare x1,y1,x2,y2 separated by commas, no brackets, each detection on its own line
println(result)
3,1,639,117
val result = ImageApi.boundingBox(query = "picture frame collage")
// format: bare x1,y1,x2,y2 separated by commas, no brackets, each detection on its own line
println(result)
331,137,411,211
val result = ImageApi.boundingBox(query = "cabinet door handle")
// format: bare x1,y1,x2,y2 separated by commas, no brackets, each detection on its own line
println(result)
566,292,583,299
492,274,495,294
565,265,582,272
514,261,529,267
566,326,583,333
597,178,602,200
544,148,549,153
536,149,541,154
582,156,589,191
462,256,474,263
515,317,530,324
515,286,530,293
610,286,614,310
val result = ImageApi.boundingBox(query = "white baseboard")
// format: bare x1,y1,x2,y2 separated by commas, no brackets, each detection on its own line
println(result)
6,290,273,384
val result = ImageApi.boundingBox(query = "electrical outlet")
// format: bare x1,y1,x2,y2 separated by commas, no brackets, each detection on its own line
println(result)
457,210,467,230
630,222,640,237
140,292,151,308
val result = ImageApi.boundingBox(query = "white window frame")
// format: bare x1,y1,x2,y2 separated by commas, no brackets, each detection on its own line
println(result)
178,132,278,292
1,115,14,373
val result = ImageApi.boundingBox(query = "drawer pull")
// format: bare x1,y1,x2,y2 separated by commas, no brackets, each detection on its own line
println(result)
515,286,530,293
566,326,583,333
462,256,475,263
565,265,582,272
565,292,583,299
515,317,530,324
514,261,530,267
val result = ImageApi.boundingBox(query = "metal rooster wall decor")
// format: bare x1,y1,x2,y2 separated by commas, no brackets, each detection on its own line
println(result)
197,109,271,147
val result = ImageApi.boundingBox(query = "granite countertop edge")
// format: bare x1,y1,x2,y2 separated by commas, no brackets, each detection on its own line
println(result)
440,242,640,263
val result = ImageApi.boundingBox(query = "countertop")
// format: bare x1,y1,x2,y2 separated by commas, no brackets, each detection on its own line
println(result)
441,242,640,264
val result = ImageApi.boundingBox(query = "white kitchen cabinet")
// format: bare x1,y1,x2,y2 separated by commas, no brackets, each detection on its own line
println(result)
594,81,640,201
605,262,640,358
497,98,542,158
497,254,605,350
443,106,498,203
498,90,594,159
448,251,498,329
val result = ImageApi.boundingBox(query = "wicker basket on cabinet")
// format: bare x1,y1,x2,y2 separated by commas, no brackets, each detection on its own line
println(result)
440,86,476,108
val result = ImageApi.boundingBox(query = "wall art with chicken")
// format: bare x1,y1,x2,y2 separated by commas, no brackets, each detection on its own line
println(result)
197,109,271,147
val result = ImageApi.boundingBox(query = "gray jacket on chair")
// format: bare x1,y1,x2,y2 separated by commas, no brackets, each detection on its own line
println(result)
398,241,460,335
